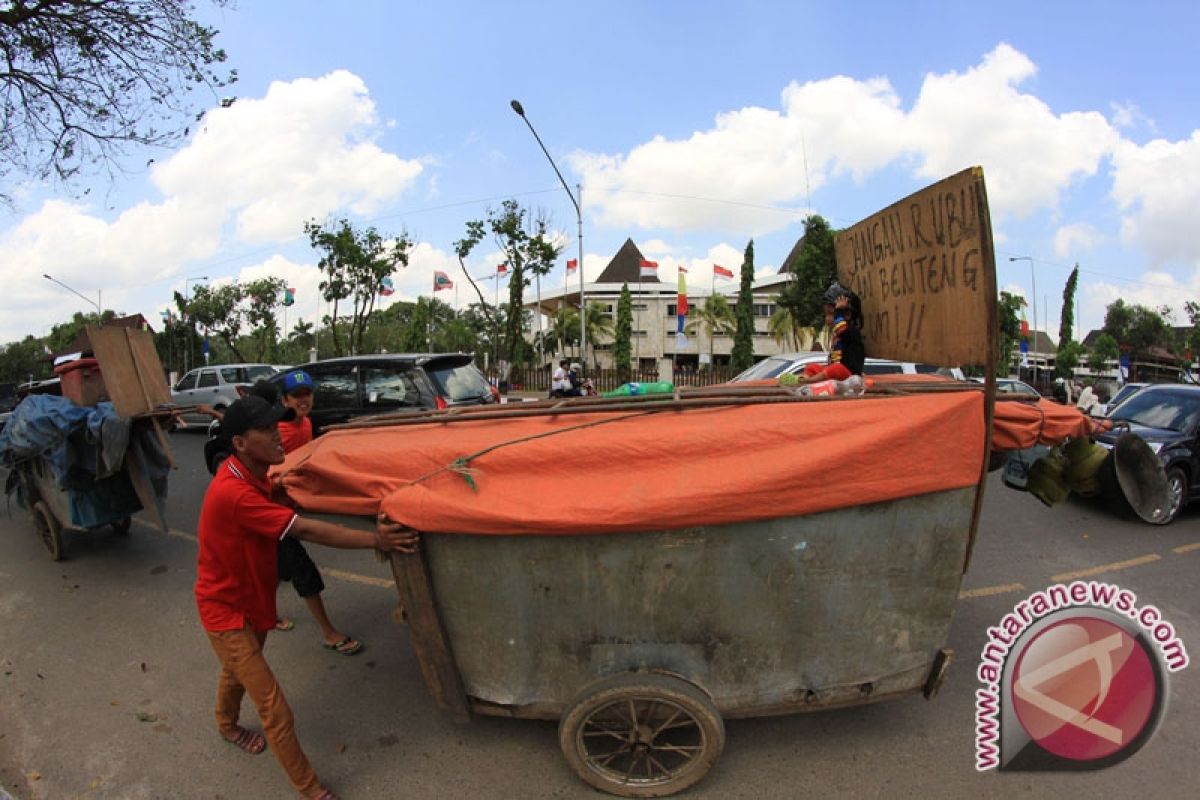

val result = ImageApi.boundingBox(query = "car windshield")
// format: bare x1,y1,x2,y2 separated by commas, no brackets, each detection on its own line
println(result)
1110,389,1200,433
246,365,276,381
1108,384,1146,409
734,357,794,381
426,363,491,402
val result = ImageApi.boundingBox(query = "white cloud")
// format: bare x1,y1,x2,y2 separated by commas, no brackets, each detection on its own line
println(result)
1110,132,1200,266
570,43,1119,235
0,70,424,343
1053,223,1101,259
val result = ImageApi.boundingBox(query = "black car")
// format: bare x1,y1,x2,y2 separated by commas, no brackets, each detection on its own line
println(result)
203,353,498,473
1095,384,1200,523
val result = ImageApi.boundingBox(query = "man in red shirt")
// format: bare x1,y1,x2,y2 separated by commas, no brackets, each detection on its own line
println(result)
196,396,418,800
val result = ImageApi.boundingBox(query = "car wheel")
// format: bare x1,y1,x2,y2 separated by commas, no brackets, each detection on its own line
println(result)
1155,467,1189,525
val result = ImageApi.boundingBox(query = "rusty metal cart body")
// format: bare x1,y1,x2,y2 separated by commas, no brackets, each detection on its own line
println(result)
289,169,1005,797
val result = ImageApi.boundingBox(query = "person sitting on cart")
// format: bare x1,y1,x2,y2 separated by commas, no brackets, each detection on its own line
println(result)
550,358,570,397
796,282,865,384
195,395,418,800
198,375,365,655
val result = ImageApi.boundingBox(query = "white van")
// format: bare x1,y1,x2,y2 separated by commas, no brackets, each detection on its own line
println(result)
732,352,964,383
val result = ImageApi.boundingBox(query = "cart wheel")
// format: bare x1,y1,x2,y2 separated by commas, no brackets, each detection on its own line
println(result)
32,501,64,561
111,516,133,535
558,673,724,798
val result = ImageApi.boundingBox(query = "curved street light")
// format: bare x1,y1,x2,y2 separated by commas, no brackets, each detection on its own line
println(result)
43,273,102,320
510,99,586,364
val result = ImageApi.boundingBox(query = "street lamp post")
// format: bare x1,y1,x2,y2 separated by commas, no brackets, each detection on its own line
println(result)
510,100,586,366
1010,256,1036,383
43,273,102,321
184,275,209,373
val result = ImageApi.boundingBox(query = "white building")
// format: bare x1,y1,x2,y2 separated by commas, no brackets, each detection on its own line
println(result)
528,238,796,370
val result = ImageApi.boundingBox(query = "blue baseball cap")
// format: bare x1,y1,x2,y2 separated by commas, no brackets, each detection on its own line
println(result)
281,370,314,395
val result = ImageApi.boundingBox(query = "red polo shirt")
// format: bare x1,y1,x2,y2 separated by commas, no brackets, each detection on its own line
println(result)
195,455,298,632
278,415,313,454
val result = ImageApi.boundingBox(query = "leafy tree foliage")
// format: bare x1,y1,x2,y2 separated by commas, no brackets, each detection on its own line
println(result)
1055,340,1085,379
731,240,755,371
1102,299,1171,359
546,306,580,358
614,283,632,374
0,335,50,384
1058,265,1079,346
306,218,411,357
1087,332,1119,374
997,291,1024,375
767,303,815,352
0,0,235,194
685,295,736,366
775,215,837,329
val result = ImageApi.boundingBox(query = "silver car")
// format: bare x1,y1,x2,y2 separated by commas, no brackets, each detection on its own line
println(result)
170,363,278,423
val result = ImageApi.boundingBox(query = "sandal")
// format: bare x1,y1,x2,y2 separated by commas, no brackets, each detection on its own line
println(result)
321,636,363,656
223,726,267,755
274,617,295,632
309,790,340,800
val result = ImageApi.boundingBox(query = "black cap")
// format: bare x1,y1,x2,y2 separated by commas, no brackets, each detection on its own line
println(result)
221,396,295,438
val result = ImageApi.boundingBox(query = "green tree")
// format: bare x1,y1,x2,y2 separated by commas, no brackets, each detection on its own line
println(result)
584,300,615,362
775,215,837,329
998,291,1024,375
0,335,50,384
1102,299,1172,359
187,282,245,361
1055,340,1085,379
0,0,235,194
685,295,736,366
241,277,286,362
547,306,580,358
614,283,632,374
305,218,411,357
731,240,756,371
484,200,561,367
1058,265,1079,346
1181,301,1200,364
1088,332,1120,374
767,304,815,351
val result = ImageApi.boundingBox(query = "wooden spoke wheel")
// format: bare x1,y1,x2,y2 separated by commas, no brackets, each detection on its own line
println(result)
559,673,724,798
32,501,64,561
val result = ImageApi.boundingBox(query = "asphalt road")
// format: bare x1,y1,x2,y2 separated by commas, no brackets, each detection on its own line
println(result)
0,430,1197,799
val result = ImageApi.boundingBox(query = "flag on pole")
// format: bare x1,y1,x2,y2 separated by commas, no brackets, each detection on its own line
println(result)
379,276,395,296
282,286,296,306
433,271,454,292
639,259,658,279
566,258,578,273
676,266,688,334
713,264,734,280
497,264,509,276
1019,302,1029,338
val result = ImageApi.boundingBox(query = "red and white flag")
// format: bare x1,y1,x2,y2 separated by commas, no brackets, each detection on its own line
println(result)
497,263,508,275
433,270,454,292
639,259,658,279
566,258,578,273
713,264,734,280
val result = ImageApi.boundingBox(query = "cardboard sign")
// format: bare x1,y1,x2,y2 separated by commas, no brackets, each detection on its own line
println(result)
834,167,996,367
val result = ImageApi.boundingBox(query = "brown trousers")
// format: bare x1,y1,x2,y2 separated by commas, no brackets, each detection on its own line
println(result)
206,625,322,797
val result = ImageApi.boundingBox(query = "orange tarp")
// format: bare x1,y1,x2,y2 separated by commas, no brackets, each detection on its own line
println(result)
991,398,1111,451
276,392,986,535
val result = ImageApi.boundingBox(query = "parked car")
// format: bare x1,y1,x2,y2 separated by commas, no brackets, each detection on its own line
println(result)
203,353,498,473
1095,384,1200,524
731,352,964,382
1095,382,1149,417
171,363,279,423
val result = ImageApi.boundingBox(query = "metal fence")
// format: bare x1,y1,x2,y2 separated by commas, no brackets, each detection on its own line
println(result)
487,366,741,394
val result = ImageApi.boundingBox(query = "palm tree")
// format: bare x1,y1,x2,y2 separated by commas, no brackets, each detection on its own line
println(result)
685,295,736,366
584,301,615,366
768,304,816,352
548,306,580,358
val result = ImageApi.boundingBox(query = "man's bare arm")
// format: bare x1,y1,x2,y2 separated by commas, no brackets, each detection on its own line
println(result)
289,514,419,554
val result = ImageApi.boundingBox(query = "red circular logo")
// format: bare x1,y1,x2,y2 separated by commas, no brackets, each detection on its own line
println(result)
1010,616,1157,761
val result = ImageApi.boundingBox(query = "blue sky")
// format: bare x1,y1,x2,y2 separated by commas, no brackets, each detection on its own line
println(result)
3,0,1199,348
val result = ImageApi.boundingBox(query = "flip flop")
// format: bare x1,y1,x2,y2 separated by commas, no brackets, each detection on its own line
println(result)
274,617,295,631
223,726,267,755
322,636,362,656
